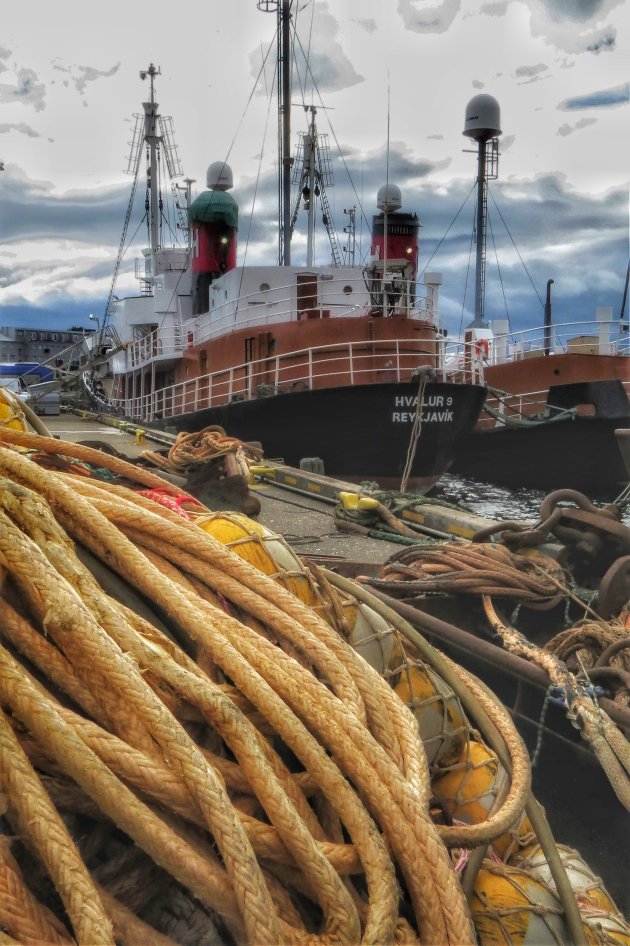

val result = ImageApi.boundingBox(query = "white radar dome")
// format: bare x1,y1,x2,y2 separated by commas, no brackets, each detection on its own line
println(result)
377,184,402,213
463,95,501,140
207,162,234,191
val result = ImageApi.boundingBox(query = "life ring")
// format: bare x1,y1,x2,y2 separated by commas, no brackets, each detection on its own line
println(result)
474,338,490,359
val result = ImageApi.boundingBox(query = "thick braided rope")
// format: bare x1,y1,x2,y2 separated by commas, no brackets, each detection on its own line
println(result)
0,837,73,945
52,484,466,944
0,705,113,945
1,514,326,853
0,426,196,497
119,597,328,844
437,657,533,847
131,528,431,801
66,502,469,943
0,499,278,945
55,470,415,783
185,592,475,945
108,500,431,797
0,642,249,940
96,503,367,723
0,458,396,936
46,516,401,940
44,556,362,945
50,494,455,944
0,449,472,942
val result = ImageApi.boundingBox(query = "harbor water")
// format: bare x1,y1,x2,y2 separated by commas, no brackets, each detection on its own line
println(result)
432,473,630,524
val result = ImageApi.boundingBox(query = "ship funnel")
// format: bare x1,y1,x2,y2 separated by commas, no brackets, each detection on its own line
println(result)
463,94,501,140
377,183,402,213
207,162,234,191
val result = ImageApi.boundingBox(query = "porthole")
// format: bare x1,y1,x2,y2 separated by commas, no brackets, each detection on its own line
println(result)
343,285,352,295
260,282,271,292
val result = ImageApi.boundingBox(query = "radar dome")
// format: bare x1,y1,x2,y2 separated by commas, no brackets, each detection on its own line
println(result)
463,95,501,140
377,184,402,213
207,162,234,191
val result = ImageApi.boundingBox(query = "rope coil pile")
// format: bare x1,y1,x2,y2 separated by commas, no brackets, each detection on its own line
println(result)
0,423,628,945
140,425,263,478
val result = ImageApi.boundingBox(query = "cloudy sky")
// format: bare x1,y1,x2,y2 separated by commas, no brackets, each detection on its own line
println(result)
0,0,627,338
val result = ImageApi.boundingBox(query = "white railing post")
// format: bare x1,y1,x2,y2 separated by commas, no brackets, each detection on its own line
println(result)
274,356,280,387
349,342,354,385
194,377,199,412
395,339,400,382
308,347,313,387
229,368,233,402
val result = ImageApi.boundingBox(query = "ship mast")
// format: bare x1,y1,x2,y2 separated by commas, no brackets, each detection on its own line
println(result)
141,63,162,274
463,95,501,328
258,0,292,265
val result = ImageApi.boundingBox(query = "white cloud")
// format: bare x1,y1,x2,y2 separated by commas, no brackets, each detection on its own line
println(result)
0,68,46,111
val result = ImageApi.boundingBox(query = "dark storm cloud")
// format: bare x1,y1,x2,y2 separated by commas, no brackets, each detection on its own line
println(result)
414,173,627,333
542,0,607,22
0,168,133,245
586,34,615,53
0,68,46,111
397,0,462,34
559,82,628,109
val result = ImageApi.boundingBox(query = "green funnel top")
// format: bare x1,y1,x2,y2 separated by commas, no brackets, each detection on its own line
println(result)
189,189,238,230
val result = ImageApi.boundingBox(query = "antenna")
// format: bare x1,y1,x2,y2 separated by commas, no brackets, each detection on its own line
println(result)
463,93,502,328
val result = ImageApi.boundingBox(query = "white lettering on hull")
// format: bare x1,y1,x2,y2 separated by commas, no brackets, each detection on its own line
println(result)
391,410,454,423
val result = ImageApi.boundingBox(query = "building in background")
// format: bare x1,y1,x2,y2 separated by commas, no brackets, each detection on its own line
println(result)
0,327,89,368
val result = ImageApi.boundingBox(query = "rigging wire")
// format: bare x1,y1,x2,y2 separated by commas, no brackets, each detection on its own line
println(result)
111,25,280,338
417,182,476,280
292,30,372,247
458,203,478,340
489,189,544,309
488,210,512,335
234,50,279,315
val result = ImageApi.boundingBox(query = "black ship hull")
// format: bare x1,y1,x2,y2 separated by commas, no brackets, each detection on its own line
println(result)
451,380,630,494
452,415,630,493
150,380,487,492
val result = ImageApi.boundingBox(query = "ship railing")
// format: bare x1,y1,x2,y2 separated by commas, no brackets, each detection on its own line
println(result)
485,317,629,364
113,336,484,421
127,328,186,368
191,276,430,346
476,380,630,431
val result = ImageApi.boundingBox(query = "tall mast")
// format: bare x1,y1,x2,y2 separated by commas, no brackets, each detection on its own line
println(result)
258,0,292,265
280,0,292,265
141,63,162,274
305,107,317,266
463,94,501,329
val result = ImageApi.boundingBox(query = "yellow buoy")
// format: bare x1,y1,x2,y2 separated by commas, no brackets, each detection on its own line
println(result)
471,862,570,946
582,909,630,946
512,843,625,918
492,811,535,861
345,601,395,674
0,388,28,432
194,511,320,608
389,638,467,768
432,738,506,823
